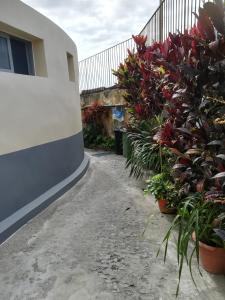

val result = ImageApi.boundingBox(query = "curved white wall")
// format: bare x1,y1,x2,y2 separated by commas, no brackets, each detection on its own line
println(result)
0,0,82,155
0,0,88,243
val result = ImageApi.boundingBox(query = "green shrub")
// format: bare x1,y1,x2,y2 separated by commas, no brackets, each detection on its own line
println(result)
144,173,178,206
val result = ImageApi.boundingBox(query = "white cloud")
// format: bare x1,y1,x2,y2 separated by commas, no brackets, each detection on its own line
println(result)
22,0,159,60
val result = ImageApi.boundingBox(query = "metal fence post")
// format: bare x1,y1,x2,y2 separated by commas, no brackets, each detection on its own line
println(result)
159,0,163,42
79,0,225,93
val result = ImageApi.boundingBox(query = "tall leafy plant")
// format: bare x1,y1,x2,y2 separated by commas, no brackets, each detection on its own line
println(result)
151,1,225,197
159,194,225,296
125,116,175,179
113,0,225,295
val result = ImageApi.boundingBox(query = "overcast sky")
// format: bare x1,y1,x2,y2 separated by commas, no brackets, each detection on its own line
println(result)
22,0,159,61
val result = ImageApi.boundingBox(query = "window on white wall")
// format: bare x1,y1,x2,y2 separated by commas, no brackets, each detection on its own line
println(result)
0,35,13,71
0,32,34,75
67,52,75,82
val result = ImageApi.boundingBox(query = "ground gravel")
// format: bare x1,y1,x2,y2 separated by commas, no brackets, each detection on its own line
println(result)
0,150,224,300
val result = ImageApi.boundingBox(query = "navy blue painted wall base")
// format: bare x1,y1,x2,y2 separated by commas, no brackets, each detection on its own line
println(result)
0,132,89,244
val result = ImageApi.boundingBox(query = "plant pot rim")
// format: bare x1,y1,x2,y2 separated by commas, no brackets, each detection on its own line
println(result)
157,199,177,214
157,198,170,203
157,198,175,207
192,232,225,252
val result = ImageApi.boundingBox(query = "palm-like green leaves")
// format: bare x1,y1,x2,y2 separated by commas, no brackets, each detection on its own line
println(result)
126,131,162,178
125,117,174,179
158,194,224,296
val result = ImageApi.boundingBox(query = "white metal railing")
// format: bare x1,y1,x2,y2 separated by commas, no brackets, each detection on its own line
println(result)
79,0,219,92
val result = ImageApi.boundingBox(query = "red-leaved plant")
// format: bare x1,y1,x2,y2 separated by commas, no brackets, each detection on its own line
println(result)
114,0,225,198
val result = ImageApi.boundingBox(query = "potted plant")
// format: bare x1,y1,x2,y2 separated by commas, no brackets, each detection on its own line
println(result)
197,192,225,274
144,173,178,214
192,229,225,274
160,193,225,295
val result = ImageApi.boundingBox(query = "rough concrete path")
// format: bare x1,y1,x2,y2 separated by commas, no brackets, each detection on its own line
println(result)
0,151,225,300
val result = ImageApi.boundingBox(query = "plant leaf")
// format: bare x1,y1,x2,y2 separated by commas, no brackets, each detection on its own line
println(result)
170,148,191,160
185,149,202,155
207,140,222,146
172,164,187,170
211,172,225,179
213,229,225,242
177,128,192,135
216,154,225,160
204,2,225,35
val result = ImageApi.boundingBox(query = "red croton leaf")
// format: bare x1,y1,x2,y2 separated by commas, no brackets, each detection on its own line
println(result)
134,103,145,118
162,88,172,100
195,8,215,41
203,1,225,35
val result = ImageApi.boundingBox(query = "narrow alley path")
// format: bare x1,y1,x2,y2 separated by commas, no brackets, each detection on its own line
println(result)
0,151,224,300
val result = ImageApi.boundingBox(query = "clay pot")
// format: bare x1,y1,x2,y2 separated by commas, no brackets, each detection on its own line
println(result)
158,199,177,214
192,232,225,274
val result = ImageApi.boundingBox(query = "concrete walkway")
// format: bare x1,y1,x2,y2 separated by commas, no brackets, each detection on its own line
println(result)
0,151,224,300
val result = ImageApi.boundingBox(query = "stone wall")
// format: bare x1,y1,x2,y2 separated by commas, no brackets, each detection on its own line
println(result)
80,87,126,108
81,87,129,138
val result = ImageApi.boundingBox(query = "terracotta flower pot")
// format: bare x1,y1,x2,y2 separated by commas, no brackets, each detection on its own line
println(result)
192,232,225,274
158,199,176,214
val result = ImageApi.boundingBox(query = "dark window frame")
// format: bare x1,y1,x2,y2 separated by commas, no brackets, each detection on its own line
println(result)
0,32,34,76
0,32,14,73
